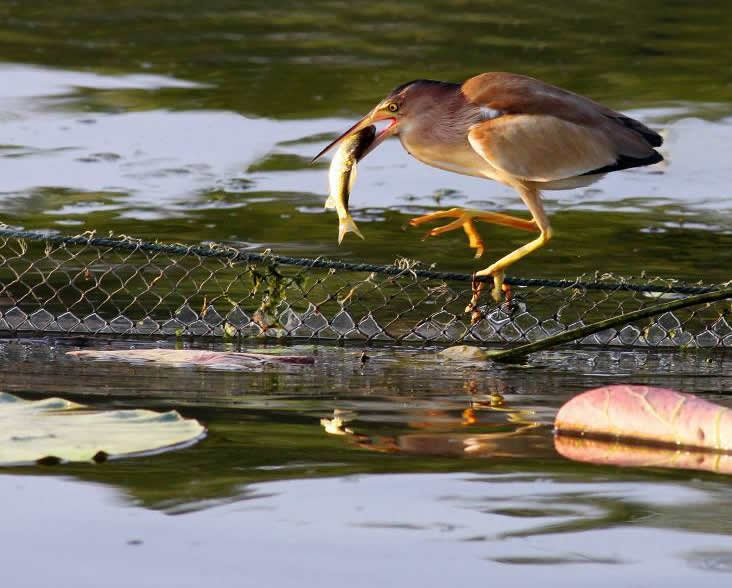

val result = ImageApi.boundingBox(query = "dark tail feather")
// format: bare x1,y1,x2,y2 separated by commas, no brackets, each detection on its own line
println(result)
613,115,664,147
581,151,663,176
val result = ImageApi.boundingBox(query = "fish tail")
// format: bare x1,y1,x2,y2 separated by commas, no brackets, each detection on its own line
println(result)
338,215,365,245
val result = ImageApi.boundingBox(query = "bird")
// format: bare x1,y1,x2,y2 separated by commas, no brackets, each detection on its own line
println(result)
312,72,663,308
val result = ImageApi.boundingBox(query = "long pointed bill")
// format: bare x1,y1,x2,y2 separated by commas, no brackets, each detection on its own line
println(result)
311,112,398,163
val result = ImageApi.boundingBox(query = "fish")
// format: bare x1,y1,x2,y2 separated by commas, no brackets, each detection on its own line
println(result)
324,125,376,244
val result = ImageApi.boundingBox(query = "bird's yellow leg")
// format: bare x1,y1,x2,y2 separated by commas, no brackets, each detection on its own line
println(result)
476,185,553,284
410,208,537,234
417,216,486,257
476,227,553,290
465,270,507,315
411,188,551,307
410,208,538,259
461,219,485,258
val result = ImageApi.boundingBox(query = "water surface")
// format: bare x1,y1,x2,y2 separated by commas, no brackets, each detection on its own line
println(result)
1,339,731,586
0,2,731,585
0,2,730,280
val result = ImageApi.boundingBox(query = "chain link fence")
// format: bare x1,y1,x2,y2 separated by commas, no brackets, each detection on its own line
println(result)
0,227,729,348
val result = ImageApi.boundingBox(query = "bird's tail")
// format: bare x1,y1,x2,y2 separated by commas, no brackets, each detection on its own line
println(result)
338,215,364,245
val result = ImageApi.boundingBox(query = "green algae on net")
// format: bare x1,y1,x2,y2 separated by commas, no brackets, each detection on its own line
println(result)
0,392,205,466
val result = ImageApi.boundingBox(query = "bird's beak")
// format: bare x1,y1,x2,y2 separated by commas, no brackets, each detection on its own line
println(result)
311,109,398,163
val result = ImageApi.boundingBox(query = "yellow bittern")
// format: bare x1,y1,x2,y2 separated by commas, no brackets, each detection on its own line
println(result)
313,72,663,305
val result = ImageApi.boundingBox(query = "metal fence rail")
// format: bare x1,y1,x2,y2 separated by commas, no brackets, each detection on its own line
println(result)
0,226,729,348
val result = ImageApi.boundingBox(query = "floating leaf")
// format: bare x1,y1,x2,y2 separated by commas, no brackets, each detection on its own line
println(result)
0,393,205,466
67,348,314,368
554,385,732,452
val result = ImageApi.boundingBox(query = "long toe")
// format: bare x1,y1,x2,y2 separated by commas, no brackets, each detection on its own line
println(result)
408,208,464,226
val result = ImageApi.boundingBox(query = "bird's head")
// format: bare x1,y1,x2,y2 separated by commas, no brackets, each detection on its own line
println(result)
312,80,453,162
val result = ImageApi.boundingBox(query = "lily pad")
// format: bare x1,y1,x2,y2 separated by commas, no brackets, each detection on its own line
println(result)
554,385,732,452
0,393,205,466
67,348,314,368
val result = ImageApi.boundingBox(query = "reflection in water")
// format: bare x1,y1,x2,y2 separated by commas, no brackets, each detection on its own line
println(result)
0,339,730,585
0,339,726,510
320,409,356,436
685,550,732,574
320,393,545,458
555,435,732,476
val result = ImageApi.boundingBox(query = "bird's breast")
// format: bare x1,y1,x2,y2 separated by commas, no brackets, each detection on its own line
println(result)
399,132,500,181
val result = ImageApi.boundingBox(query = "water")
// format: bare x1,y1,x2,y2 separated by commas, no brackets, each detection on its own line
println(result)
1,4,731,278
0,1,731,585
2,340,731,585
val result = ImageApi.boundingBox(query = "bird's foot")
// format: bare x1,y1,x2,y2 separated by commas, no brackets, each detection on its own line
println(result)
487,268,507,304
466,269,508,324
465,275,485,322
409,208,485,258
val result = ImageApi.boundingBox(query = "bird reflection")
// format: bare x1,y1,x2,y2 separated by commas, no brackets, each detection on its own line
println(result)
319,379,546,458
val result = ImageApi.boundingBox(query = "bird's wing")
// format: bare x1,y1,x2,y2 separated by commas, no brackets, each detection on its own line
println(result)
468,114,618,182
463,72,662,182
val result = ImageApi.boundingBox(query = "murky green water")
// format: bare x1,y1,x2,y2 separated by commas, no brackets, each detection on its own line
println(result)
2,339,732,586
1,1,731,279
0,1,731,585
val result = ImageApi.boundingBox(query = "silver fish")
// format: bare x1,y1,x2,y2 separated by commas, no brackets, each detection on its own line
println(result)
325,125,376,244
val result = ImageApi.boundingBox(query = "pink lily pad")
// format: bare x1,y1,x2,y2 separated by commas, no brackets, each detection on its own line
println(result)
67,348,314,368
555,385,732,451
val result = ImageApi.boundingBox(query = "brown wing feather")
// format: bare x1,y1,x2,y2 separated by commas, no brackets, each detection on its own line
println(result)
468,115,618,182
462,73,663,179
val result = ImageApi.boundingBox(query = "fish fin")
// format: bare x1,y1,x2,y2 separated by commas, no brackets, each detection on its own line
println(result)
348,164,358,192
324,194,336,210
337,215,365,245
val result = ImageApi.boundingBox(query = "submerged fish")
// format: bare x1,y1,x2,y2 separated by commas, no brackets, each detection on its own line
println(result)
325,125,376,244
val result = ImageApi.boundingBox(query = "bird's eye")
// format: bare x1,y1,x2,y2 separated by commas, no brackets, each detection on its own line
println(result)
387,103,399,113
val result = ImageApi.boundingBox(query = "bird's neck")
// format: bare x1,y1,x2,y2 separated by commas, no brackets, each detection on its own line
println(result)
396,97,490,179
400,92,481,149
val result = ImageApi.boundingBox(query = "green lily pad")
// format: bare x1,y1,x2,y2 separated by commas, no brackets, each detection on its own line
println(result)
0,393,205,466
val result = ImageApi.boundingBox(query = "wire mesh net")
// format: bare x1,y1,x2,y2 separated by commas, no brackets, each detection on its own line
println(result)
0,227,729,348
